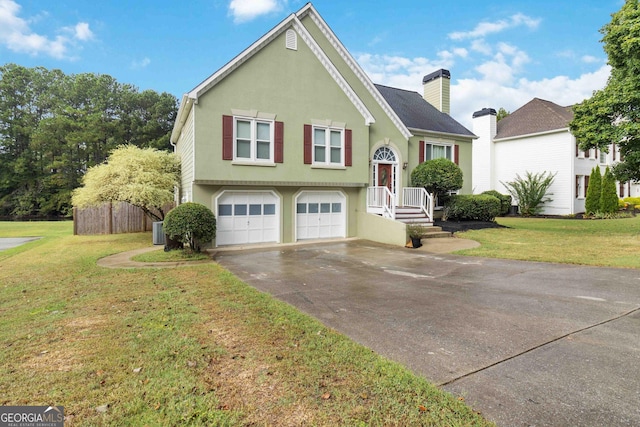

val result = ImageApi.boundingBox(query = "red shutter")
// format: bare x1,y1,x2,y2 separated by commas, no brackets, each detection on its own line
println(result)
274,121,284,163
454,144,459,165
585,149,590,158
613,142,617,161
576,143,579,157
303,124,312,164
419,141,425,163
222,115,233,160
595,149,598,159
344,129,352,166
585,176,590,195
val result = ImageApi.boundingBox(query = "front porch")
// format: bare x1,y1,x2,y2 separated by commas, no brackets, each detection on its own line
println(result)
366,186,434,224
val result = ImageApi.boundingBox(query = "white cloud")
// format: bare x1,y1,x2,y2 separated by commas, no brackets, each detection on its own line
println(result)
0,0,92,59
73,22,93,41
131,57,151,69
451,65,611,130
228,0,283,23
448,13,540,40
357,52,453,90
357,48,609,131
582,55,600,64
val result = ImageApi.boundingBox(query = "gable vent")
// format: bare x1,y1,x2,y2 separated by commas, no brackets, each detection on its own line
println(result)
285,29,297,51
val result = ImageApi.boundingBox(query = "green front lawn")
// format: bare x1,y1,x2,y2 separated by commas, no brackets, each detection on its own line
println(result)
0,222,491,426
454,216,640,268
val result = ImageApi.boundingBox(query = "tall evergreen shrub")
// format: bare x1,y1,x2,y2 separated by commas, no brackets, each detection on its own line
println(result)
584,167,602,215
600,166,620,214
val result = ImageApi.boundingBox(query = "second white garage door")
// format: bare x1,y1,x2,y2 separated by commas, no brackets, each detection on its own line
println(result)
296,191,346,240
216,191,280,246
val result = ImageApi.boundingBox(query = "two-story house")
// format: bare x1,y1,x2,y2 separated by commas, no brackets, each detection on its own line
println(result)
472,98,639,215
170,3,475,247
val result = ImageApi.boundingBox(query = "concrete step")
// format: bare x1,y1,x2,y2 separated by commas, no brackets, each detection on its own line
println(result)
421,230,452,239
413,226,453,239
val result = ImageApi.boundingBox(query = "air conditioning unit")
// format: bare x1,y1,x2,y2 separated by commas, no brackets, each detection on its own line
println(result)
152,221,166,245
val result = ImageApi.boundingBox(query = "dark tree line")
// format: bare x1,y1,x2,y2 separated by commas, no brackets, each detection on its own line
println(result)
0,63,178,217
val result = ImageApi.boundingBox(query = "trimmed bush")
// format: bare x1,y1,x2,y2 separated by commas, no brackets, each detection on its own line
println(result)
444,194,501,222
585,167,602,215
623,197,640,207
600,166,619,214
480,190,512,216
411,158,463,199
163,202,216,253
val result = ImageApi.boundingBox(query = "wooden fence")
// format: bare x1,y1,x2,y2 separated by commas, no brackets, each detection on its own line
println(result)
73,202,174,235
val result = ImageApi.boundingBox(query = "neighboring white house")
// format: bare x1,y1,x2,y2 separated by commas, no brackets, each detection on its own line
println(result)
472,98,640,215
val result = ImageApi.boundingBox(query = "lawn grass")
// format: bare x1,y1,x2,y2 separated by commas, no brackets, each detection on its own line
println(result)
454,216,640,268
131,248,210,262
0,222,492,426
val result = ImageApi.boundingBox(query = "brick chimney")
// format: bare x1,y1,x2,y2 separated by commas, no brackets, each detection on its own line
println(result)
422,69,451,114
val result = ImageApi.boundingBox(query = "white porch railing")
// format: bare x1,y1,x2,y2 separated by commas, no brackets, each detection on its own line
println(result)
402,187,434,222
366,186,396,219
366,186,434,222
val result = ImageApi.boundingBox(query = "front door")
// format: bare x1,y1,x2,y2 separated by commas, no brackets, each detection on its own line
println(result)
378,163,393,192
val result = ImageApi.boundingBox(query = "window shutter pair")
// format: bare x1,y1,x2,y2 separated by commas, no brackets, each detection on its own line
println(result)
222,115,283,162
303,124,352,166
418,141,459,164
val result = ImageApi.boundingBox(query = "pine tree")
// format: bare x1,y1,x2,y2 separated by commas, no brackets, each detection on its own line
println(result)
600,166,620,214
585,167,602,215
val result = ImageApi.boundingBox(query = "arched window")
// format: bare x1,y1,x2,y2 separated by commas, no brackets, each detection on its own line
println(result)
373,146,396,162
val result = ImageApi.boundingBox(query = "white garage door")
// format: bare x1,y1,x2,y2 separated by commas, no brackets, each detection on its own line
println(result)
296,191,346,240
216,191,280,246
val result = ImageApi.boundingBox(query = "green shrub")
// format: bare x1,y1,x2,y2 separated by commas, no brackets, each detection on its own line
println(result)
585,167,602,215
480,190,512,216
623,197,640,206
163,202,216,253
411,158,463,199
443,194,501,222
501,171,556,216
600,167,619,214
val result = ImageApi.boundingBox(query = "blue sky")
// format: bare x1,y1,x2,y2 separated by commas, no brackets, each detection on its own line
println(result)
0,0,624,128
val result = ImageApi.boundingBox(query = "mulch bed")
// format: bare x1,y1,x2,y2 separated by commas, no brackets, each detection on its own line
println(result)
434,219,507,233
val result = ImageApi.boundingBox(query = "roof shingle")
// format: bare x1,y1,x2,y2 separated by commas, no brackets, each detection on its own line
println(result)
496,98,573,139
374,84,475,138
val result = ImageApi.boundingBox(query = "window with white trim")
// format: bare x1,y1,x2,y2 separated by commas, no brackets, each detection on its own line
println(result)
313,126,344,165
425,142,453,161
234,117,274,162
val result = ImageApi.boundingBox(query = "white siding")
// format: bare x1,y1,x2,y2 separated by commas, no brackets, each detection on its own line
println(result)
493,130,573,215
175,107,195,202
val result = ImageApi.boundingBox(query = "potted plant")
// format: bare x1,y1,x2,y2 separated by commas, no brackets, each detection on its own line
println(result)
406,223,426,249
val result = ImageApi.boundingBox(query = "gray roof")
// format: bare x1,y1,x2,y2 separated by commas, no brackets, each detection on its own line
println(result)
496,98,573,139
374,84,475,138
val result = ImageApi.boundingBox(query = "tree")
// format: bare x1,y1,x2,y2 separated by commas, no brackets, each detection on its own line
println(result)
410,158,463,203
72,145,180,221
585,167,602,215
496,107,510,121
600,166,620,214
0,64,178,217
163,203,216,253
570,0,640,182
501,171,556,216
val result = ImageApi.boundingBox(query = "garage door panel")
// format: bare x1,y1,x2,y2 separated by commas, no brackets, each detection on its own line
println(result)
296,191,346,241
216,191,280,246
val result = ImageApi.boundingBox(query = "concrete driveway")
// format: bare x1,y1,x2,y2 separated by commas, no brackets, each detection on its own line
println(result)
0,237,41,251
214,239,640,427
